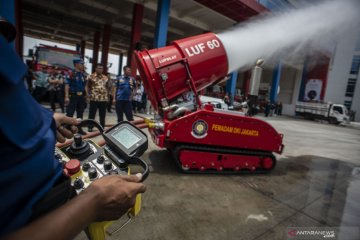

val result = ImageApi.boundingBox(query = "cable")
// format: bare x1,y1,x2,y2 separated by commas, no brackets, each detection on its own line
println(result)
77,119,104,133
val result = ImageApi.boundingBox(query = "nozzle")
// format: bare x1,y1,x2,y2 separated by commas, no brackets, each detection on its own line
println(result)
147,121,164,131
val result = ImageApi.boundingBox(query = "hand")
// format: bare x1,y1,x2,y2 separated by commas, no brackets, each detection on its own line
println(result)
86,96,90,104
53,113,80,143
112,98,116,105
84,174,146,221
64,97,70,105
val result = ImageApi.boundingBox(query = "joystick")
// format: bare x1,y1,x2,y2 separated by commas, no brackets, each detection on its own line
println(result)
67,134,92,160
74,134,82,147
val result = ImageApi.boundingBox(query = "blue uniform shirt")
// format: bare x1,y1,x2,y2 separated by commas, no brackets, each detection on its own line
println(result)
115,75,134,101
65,71,86,93
0,35,62,236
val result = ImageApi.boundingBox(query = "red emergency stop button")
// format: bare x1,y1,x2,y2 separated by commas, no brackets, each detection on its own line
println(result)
64,159,81,175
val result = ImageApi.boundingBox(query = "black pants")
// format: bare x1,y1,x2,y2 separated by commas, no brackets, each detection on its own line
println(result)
116,100,133,122
33,87,48,102
49,90,64,113
107,94,113,112
66,95,85,119
141,95,147,110
88,101,107,128
132,100,137,112
137,101,142,112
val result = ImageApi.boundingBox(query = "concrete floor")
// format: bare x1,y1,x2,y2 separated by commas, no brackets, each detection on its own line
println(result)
74,111,360,240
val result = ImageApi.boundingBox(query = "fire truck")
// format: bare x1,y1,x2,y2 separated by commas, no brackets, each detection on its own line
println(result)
32,44,81,72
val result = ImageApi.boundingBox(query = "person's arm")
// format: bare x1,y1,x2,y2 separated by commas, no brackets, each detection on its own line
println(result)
106,77,112,94
58,76,63,85
64,84,70,105
107,81,113,103
33,72,39,79
3,174,146,240
48,76,57,84
112,80,117,105
130,80,135,101
85,77,91,102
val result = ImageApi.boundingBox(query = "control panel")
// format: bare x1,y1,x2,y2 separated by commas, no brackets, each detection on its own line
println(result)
54,121,149,240
57,139,130,194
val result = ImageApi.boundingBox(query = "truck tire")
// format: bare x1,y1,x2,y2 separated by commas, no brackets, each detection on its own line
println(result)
304,113,314,120
328,117,339,125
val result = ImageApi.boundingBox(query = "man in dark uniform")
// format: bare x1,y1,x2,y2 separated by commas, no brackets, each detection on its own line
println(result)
0,17,145,239
113,65,135,122
65,59,86,119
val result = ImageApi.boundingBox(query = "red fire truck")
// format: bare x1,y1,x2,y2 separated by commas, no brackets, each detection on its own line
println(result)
33,44,81,72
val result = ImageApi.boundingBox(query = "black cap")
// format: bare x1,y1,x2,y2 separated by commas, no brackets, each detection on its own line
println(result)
0,16,16,42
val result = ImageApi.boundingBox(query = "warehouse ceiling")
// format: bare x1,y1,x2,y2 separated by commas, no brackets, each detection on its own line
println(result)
21,0,275,54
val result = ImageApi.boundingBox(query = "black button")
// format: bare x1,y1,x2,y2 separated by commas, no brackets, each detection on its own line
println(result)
88,167,98,180
97,155,105,164
73,178,84,189
82,162,91,171
104,160,113,171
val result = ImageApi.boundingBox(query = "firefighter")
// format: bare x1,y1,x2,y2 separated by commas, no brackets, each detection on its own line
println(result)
113,65,135,122
64,59,86,119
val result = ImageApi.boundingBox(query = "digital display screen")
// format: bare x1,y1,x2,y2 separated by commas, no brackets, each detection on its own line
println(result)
111,127,141,149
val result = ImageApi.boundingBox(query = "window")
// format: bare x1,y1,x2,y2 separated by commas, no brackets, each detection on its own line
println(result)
344,100,352,110
37,48,81,69
333,106,343,114
350,55,360,75
345,85,355,97
348,78,357,84
356,34,360,51
345,78,357,97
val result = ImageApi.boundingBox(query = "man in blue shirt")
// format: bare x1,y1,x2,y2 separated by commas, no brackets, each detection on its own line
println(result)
112,65,135,122
65,59,87,119
0,17,145,239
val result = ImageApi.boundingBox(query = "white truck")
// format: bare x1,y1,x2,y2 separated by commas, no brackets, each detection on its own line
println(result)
200,95,228,110
295,102,349,125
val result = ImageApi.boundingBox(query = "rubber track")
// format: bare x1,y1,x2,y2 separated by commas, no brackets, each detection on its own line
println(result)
172,144,276,174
